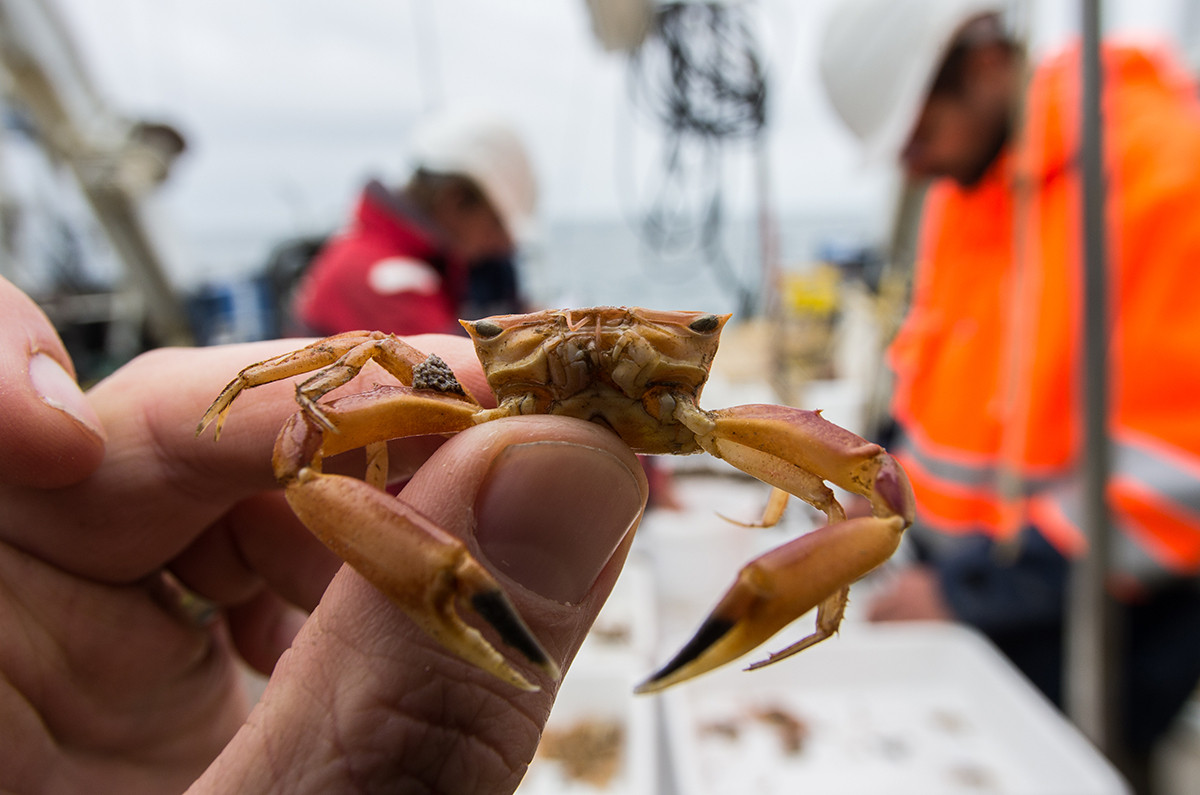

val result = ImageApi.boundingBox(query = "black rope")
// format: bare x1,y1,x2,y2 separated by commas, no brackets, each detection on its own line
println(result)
625,2,768,314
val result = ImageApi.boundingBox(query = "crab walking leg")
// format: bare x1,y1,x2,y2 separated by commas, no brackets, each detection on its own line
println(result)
719,486,794,529
198,331,381,438
635,403,915,693
363,441,389,490
286,468,558,691
745,583,850,671
292,337,466,431
196,331,458,438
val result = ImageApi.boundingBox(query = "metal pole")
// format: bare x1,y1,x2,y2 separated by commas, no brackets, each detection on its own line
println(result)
755,137,779,320
1065,0,1119,757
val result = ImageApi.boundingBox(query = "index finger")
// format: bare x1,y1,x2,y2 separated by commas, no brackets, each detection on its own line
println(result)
0,276,106,488
1,334,488,582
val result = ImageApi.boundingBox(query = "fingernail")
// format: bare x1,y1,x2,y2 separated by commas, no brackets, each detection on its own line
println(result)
475,441,644,604
29,352,104,439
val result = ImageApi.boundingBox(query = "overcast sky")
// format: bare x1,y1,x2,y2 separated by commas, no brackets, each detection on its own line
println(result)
44,0,1197,285
44,0,894,278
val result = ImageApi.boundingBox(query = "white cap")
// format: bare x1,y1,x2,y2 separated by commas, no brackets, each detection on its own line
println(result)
409,108,538,241
818,0,1006,162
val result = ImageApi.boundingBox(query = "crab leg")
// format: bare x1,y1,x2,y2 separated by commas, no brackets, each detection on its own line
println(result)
196,331,458,438
273,389,554,690
271,385,482,481
719,486,792,528
637,404,913,693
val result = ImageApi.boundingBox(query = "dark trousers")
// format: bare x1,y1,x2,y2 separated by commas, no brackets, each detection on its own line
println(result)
924,527,1200,754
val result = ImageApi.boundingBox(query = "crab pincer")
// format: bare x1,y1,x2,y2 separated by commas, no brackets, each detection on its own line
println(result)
635,405,914,692
284,458,558,691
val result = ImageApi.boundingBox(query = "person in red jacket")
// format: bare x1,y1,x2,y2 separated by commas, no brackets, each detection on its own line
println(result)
292,109,536,337
821,0,1200,783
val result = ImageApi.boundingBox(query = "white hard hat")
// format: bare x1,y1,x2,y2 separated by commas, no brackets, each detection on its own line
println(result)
409,108,538,241
818,0,1007,162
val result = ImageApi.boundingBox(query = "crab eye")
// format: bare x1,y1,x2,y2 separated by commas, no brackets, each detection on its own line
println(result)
689,314,720,334
472,319,505,339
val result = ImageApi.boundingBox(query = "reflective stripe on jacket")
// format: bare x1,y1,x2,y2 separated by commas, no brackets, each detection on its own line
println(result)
889,42,1200,580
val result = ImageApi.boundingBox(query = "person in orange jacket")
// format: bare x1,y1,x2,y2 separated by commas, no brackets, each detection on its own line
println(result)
820,0,1200,776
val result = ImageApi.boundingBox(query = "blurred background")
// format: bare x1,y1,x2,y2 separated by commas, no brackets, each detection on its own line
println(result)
6,0,1194,381
5,2,1200,793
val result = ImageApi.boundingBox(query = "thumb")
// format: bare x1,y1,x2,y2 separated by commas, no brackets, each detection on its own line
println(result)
192,415,648,795
0,276,105,488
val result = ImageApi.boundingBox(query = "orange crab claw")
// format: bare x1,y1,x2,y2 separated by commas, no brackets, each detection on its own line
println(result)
634,513,905,693
288,467,559,691
636,403,915,693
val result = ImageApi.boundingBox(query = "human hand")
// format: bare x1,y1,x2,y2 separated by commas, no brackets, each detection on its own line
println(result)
0,276,648,794
865,564,954,622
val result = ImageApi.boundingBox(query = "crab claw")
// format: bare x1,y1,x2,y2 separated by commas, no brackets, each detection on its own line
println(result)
635,513,905,693
637,404,914,693
287,467,559,691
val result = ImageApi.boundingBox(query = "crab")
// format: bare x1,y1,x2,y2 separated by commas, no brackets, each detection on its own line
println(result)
197,307,914,693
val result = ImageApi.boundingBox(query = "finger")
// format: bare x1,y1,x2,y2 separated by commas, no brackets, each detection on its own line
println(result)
0,540,245,778
225,587,310,676
167,490,341,611
0,276,105,488
94,335,488,491
165,489,345,676
192,415,649,794
0,335,487,581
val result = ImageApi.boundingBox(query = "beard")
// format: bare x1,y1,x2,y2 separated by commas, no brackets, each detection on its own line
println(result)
955,117,1012,188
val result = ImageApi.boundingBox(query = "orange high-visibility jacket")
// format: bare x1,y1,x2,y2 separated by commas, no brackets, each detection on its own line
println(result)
889,42,1200,582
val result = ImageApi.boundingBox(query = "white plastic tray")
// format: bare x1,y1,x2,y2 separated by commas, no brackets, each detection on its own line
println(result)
516,559,658,794
574,553,658,665
516,661,658,795
662,623,1131,795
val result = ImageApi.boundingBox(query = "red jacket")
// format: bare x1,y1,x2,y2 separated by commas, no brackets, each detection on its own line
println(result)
293,181,466,337
890,43,1200,582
